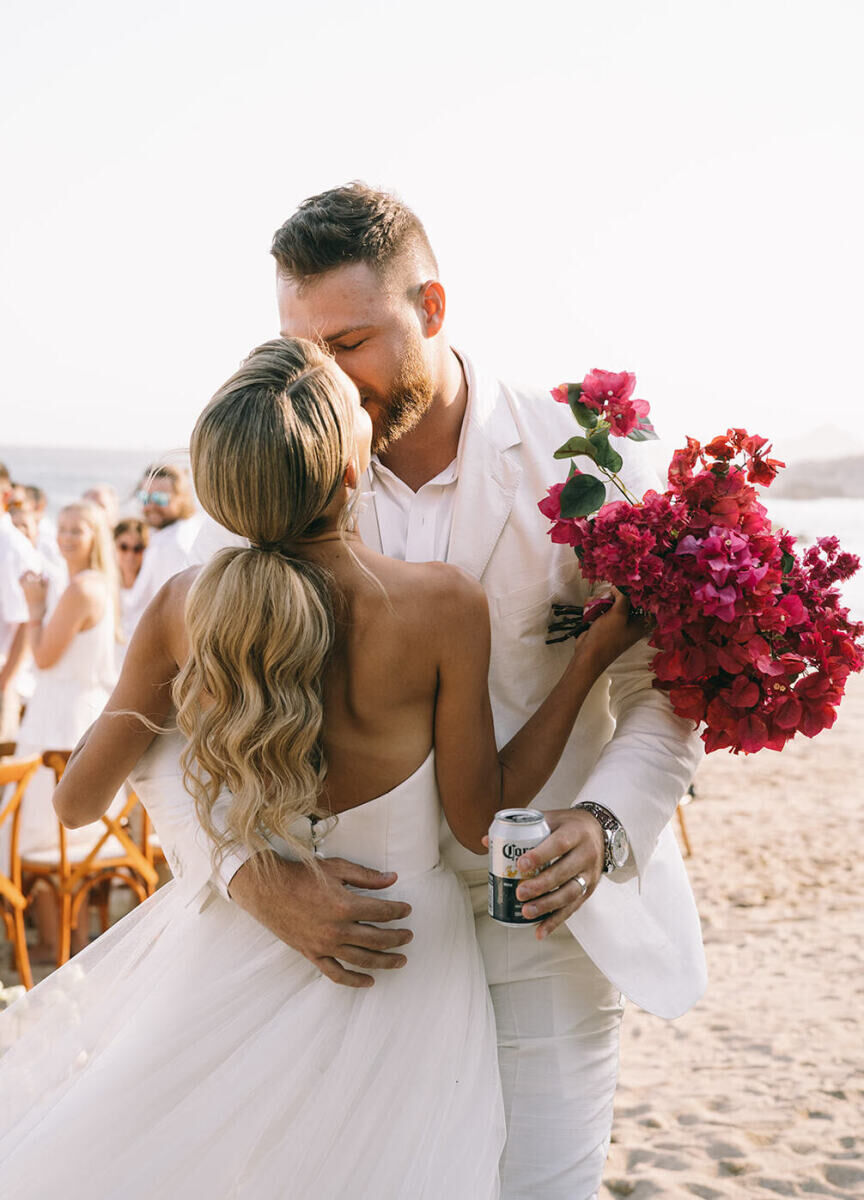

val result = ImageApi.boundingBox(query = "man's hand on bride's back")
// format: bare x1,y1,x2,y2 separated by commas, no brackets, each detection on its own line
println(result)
227,854,414,988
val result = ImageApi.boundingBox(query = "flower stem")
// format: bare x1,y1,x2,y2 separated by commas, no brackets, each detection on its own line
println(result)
602,468,640,505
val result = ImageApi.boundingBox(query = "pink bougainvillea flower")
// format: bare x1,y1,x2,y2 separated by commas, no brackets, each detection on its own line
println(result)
537,481,580,545
550,384,569,405
607,395,650,438
704,435,736,461
747,455,785,486
667,437,702,492
581,369,636,409
539,376,864,754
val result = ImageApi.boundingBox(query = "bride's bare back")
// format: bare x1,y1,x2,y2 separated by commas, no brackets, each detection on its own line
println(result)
313,541,468,814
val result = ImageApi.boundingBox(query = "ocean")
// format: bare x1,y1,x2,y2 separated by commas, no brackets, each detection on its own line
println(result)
2,444,863,619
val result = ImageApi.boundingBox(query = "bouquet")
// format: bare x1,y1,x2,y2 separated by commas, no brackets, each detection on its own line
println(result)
538,370,864,754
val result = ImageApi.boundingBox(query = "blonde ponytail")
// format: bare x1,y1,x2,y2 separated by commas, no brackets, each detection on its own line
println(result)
173,546,332,868
175,337,356,870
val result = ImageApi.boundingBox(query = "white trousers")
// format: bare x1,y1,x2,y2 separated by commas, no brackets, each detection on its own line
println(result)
474,904,624,1200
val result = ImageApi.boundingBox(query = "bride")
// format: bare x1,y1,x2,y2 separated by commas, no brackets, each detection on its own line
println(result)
0,337,644,1198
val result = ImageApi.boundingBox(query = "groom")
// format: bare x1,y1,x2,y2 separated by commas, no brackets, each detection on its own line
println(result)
190,184,706,1198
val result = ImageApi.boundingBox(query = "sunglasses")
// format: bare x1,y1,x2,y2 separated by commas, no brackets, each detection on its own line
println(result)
117,542,146,553
136,489,172,507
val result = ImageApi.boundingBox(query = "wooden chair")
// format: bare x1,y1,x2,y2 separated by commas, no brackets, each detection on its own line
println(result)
19,750,159,967
0,754,42,989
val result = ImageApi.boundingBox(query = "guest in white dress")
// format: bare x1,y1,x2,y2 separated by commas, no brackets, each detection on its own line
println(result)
15,500,119,959
0,339,646,1198
112,517,150,662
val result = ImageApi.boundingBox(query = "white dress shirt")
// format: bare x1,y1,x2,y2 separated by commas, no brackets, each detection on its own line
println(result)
132,515,203,614
0,512,39,661
367,455,459,563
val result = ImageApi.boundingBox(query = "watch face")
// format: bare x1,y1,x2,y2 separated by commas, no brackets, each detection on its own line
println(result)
611,828,630,868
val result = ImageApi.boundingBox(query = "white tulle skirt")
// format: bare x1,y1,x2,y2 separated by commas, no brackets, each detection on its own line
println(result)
0,867,504,1198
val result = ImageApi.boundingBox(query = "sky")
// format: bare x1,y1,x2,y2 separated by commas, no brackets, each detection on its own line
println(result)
1,0,862,464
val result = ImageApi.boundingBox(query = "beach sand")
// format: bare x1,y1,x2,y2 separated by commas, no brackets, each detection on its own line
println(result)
601,672,864,1200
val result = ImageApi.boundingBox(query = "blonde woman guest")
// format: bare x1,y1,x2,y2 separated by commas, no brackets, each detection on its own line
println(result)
15,500,120,959
113,518,150,659
0,339,645,1197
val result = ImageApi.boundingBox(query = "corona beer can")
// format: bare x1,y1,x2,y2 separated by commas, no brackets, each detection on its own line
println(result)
488,809,551,926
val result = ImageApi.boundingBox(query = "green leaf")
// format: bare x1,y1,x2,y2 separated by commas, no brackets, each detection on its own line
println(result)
566,384,598,429
627,415,659,443
570,400,599,429
780,550,795,575
553,436,597,461
588,429,624,473
559,472,607,518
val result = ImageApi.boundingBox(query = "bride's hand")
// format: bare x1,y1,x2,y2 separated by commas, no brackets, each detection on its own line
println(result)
576,589,651,671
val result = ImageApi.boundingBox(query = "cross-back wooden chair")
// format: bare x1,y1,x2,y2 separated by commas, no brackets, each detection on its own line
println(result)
19,750,159,967
0,754,42,989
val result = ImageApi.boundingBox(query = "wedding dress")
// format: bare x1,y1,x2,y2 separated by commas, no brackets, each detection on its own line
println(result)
0,734,504,1198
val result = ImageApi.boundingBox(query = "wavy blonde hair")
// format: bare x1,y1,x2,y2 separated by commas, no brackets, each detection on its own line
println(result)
173,338,356,871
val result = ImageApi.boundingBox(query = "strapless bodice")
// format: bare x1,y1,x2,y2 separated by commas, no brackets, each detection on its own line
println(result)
273,751,441,881
130,729,441,885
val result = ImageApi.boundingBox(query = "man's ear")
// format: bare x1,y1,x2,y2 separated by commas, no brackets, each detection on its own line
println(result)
344,460,359,490
418,280,446,338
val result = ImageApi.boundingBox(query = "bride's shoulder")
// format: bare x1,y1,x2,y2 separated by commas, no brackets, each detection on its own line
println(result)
396,561,487,625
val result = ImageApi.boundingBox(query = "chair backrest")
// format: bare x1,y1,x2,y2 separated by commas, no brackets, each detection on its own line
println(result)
35,749,158,889
42,749,72,783
0,754,43,882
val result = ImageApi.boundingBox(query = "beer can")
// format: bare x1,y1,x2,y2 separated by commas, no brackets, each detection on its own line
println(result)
488,809,551,927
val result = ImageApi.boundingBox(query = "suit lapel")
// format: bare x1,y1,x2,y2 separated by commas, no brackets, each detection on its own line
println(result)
446,354,522,581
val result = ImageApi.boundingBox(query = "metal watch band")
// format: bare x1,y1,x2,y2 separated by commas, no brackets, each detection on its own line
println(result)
574,802,623,874
574,801,620,833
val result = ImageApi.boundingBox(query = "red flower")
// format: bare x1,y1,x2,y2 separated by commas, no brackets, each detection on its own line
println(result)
668,438,702,492
550,384,569,405
540,387,864,754
579,369,650,437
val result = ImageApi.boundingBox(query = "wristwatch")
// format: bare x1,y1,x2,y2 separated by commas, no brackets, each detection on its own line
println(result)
574,802,630,874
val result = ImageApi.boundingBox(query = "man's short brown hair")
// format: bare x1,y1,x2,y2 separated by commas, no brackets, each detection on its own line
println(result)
271,182,438,284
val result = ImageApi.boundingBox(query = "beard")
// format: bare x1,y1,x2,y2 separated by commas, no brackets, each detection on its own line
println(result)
367,338,436,455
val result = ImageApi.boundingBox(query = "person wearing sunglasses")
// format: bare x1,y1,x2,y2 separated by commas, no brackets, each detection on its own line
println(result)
132,465,201,615
112,518,150,660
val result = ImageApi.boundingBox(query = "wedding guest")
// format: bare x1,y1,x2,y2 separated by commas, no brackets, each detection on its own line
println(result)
26,484,65,578
82,484,119,529
0,463,39,742
7,484,29,512
15,500,120,960
113,517,150,655
132,465,201,609
9,507,38,547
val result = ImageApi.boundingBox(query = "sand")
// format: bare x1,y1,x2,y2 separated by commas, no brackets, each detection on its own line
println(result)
601,673,864,1200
